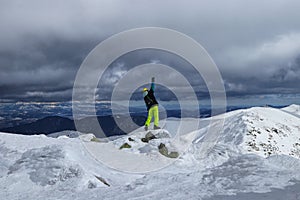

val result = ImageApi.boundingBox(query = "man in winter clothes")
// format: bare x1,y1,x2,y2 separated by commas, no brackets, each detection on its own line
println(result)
143,77,160,131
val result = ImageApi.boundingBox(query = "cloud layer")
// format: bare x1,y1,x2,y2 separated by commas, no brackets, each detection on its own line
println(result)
1,0,300,102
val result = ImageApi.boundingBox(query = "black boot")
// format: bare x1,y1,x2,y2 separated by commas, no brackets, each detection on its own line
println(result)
144,126,148,131
154,125,161,130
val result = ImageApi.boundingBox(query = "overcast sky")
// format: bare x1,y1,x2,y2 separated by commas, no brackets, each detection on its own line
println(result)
1,0,300,103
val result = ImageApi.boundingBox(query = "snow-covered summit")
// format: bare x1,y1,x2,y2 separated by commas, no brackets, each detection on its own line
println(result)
1,105,300,199
215,106,300,158
183,106,300,170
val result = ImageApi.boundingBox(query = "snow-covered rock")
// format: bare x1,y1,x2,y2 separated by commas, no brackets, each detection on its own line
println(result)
0,132,141,199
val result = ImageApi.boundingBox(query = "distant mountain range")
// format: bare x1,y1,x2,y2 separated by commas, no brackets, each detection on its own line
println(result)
1,116,75,135
1,105,287,137
0,108,200,136
1,115,147,137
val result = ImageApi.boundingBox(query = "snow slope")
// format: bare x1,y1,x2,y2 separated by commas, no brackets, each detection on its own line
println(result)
281,104,300,117
1,105,300,199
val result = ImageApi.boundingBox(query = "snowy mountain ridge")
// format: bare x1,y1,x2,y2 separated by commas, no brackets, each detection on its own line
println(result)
1,105,300,199
180,106,300,171
216,106,300,158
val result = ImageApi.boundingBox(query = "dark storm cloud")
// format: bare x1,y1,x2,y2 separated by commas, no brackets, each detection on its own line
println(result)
220,33,300,96
1,0,300,102
0,36,97,101
95,49,209,101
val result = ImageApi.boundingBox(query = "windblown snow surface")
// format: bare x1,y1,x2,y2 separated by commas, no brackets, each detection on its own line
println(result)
1,105,300,200
282,104,300,118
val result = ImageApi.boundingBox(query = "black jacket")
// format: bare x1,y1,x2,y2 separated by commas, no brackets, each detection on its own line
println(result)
144,88,158,111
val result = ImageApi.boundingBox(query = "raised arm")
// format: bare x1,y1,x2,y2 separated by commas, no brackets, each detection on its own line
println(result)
150,77,155,91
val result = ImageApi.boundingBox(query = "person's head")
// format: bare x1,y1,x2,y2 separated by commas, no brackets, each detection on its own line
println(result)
142,88,148,97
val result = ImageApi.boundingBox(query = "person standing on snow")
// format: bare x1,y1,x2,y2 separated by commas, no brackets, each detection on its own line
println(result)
143,77,161,131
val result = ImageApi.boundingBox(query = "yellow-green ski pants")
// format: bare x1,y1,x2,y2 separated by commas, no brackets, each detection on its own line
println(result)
145,105,159,127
